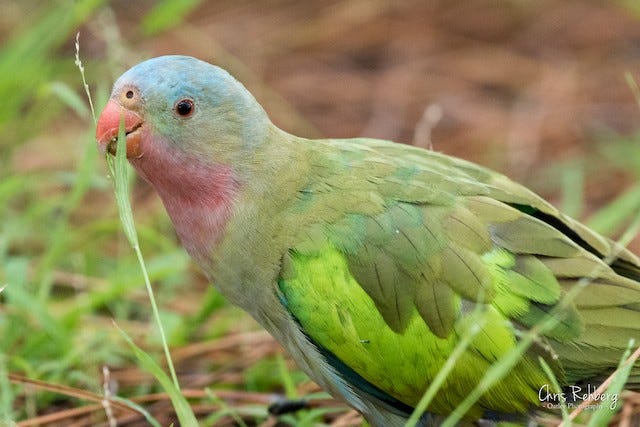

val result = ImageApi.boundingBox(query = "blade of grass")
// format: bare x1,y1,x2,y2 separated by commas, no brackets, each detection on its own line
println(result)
115,323,198,426
36,131,98,301
47,81,91,120
204,389,249,427
538,357,570,423
276,354,297,399
111,396,163,427
441,212,640,426
560,163,584,218
405,307,486,427
586,184,640,235
75,40,188,416
440,306,570,426
583,341,638,427
105,117,180,389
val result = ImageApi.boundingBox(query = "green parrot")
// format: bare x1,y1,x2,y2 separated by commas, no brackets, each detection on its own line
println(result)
95,55,640,426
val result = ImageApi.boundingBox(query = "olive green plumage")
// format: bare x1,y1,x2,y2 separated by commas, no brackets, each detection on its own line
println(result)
274,135,640,421
101,57,640,427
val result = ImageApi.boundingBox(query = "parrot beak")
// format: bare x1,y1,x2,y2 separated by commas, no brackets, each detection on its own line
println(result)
96,99,144,158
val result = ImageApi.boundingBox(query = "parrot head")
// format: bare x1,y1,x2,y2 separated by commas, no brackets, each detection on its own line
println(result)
96,55,270,176
95,56,273,262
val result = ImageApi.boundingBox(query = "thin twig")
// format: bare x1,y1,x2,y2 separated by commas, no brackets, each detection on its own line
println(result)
101,365,117,427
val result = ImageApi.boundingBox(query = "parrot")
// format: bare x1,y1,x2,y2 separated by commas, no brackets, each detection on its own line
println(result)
95,55,640,426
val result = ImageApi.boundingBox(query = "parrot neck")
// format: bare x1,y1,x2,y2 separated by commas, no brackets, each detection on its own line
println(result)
129,133,239,265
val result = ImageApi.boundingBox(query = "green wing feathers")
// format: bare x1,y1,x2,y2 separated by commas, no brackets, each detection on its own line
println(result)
279,247,550,417
278,137,640,418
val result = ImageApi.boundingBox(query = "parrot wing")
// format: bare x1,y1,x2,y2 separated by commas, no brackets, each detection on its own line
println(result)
277,138,640,418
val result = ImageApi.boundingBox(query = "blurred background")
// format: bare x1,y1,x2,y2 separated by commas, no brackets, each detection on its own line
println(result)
2,0,640,425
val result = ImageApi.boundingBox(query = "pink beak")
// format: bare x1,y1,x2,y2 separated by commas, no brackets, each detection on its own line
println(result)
95,99,144,158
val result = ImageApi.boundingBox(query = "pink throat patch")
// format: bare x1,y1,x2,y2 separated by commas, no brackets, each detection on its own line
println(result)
129,131,238,264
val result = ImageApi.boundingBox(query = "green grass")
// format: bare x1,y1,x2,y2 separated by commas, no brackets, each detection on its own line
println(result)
101,61,196,424
0,2,296,425
2,2,640,426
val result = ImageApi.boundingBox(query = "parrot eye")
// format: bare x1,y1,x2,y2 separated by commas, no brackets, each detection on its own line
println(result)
175,99,194,117
125,90,134,99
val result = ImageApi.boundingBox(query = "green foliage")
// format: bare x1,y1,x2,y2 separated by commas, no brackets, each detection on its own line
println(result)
586,184,640,236
617,0,640,17
0,0,105,161
0,3,310,425
0,354,13,421
102,100,198,420
117,325,198,426
141,0,203,35
587,340,638,427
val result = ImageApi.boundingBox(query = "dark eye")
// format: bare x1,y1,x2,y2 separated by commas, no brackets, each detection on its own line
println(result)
125,90,134,99
175,99,194,117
